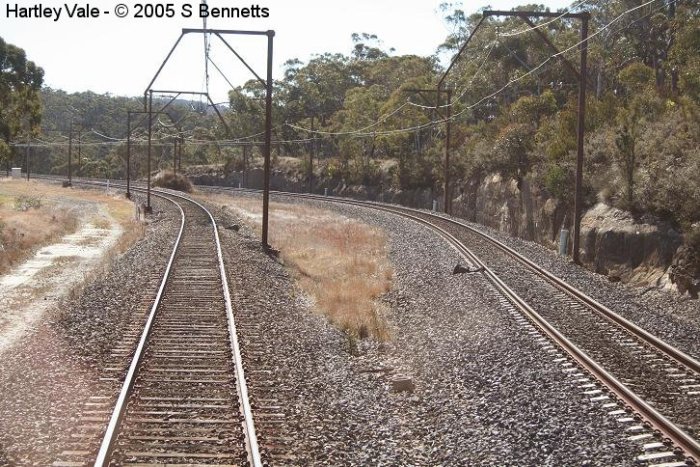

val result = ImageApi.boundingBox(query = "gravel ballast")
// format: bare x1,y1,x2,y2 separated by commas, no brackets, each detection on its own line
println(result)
428,210,700,361
0,195,178,465
210,192,648,465
0,181,683,465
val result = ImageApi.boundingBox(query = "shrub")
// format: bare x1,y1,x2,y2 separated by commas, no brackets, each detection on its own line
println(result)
14,195,42,211
152,171,193,193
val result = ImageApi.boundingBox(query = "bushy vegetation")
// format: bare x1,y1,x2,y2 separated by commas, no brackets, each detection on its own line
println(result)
0,37,43,171
152,171,194,193
222,2,700,231
13,195,42,211
3,1,699,234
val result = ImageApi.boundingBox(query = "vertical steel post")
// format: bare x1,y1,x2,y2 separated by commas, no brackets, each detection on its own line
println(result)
25,137,30,181
572,14,589,264
147,90,153,213
444,88,452,214
308,116,314,193
261,30,274,247
68,121,73,186
242,144,248,187
173,138,178,174
126,112,132,199
178,136,183,172
78,129,82,172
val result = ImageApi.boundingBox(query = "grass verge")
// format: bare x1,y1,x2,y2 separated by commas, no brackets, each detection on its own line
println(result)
0,179,144,275
204,194,394,341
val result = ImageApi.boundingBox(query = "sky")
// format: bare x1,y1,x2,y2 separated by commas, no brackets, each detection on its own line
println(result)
1,0,573,103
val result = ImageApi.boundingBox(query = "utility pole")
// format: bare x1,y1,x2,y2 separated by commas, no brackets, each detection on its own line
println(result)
178,136,183,172
173,138,178,174
242,144,248,187
405,87,452,213
573,14,589,265
443,88,452,213
261,29,274,248
126,111,132,199
308,116,314,193
483,9,590,264
67,121,73,186
146,90,153,213
25,137,30,181
127,108,181,200
77,128,82,173
433,16,487,214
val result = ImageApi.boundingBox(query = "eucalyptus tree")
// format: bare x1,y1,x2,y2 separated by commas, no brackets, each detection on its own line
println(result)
0,37,44,171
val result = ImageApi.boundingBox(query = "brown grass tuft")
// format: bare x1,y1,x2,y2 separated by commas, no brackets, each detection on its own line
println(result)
0,180,145,276
0,200,79,275
202,195,394,341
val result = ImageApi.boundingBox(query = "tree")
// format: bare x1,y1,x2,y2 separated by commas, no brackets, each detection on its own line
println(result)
0,37,44,170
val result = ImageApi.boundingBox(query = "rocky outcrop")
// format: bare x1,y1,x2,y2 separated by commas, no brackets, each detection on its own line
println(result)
189,164,697,296
669,228,700,298
454,174,693,296
580,203,683,288
453,173,567,247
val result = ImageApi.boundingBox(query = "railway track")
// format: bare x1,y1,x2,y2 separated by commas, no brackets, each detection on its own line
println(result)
35,176,699,464
51,185,261,467
203,185,700,465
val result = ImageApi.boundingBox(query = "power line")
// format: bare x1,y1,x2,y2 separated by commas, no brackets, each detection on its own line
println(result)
286,0,663,141
333,0,662,138
495,0,594,37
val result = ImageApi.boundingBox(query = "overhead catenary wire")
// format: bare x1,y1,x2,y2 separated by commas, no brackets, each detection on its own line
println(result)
495,0,594,37
20,0,669,151
285,101,410,136
291,0,663,139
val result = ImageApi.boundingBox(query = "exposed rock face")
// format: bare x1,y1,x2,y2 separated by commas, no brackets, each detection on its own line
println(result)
190,165,695,296
453,174,690,295
453,173,566,247
669,232,700,298
580,203,683,287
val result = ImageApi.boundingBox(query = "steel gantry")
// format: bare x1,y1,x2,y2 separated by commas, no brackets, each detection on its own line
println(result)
141,28,275,247
482,9,590,264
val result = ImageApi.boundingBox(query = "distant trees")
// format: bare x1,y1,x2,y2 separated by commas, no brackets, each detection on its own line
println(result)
10,1,698,233
0,36,44,171
216,1,698,234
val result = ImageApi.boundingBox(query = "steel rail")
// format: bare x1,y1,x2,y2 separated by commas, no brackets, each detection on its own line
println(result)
261,189,700,374
28,176,700,461
170,192,263,467
94,188,186,466
205,186,700,462
423,209,700,372
36,177,263,467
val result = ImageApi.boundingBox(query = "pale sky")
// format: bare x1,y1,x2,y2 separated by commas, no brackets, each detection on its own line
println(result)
1,0,573,103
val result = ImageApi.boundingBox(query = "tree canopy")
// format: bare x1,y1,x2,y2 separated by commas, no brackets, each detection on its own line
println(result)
10,1,700,230
0,36,44,168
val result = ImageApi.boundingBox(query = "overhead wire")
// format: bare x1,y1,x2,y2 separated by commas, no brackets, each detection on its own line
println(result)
347,0,663,137
285,102,410,136
23,0,669,150
495,0,594,37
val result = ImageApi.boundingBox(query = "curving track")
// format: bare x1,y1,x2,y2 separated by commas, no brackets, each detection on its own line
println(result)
51,184,261,467
204,185,700,466
38,176,699,465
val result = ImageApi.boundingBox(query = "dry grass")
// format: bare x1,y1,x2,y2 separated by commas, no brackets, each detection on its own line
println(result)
203,195,394,341
0,179,144,275
0,197,78,275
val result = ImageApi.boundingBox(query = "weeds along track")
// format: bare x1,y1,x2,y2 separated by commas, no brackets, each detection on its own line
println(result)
48,182,261,467
203,185,700,465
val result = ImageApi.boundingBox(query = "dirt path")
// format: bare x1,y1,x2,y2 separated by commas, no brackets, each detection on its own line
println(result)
0,207,123,353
